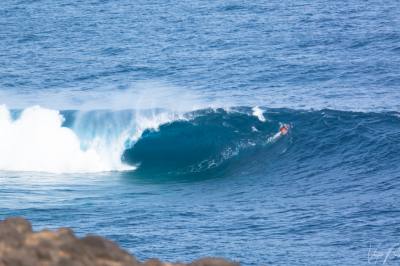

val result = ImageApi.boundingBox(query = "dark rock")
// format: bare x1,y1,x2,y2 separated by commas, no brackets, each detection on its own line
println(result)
0,217,239,266
190,258,240,266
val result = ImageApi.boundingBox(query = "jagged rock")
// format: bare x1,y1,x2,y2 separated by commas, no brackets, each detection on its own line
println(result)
0,217,239,266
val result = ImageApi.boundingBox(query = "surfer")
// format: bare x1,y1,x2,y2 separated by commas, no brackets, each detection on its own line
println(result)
268,123,290,143
279,124,289,135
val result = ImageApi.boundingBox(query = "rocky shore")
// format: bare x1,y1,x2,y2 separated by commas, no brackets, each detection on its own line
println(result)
0,217,239,266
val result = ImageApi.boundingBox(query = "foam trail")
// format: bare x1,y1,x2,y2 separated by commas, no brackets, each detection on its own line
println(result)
0,105,132,173
252,106,266,122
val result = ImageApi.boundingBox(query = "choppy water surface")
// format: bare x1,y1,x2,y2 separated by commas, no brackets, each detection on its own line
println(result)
1,0,400,265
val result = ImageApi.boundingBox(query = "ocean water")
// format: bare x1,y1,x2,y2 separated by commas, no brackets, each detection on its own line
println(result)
1,0,400,265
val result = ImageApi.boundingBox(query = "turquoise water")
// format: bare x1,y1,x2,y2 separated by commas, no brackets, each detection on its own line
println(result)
1,0,400,265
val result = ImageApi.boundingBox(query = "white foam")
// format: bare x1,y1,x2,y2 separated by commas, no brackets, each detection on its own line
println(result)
0,105,133,173
252,106,266,122
131,110,184,141
0,104,188,173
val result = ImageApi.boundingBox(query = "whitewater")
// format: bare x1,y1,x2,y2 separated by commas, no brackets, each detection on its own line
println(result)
0,104,185,173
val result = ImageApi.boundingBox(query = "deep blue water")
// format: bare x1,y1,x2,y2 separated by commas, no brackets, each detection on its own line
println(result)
1,0,400,265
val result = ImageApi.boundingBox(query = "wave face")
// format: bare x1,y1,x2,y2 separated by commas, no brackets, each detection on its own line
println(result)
0,105,398,177
122,108,281,176
123,108,400,180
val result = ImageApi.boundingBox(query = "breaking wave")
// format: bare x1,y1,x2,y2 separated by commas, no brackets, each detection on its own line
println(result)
0,105,398,178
